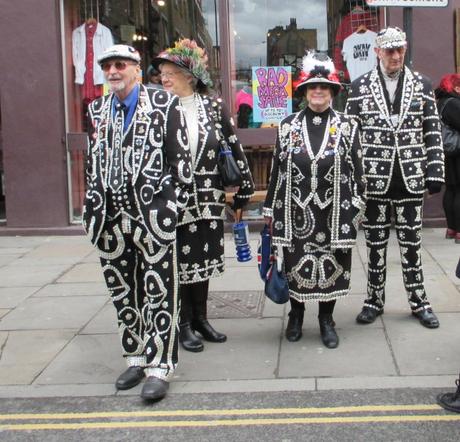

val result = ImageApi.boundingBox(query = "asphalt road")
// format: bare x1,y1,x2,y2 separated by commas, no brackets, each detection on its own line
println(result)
0,388,459,441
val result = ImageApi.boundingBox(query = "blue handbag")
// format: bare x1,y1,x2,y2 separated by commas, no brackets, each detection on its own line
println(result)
257,224,274,280
264,255,290,304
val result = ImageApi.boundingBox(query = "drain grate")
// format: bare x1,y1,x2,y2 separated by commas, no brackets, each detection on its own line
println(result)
207,290,265,319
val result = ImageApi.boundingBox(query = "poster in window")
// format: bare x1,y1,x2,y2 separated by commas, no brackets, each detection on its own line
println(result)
252,66,292,124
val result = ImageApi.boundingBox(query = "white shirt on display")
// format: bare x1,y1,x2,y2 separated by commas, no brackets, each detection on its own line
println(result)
72,22,114,85
342,30,377,82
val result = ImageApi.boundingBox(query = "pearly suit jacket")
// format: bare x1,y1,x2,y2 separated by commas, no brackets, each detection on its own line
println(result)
346,66,444,195
83,85,193,246
263,109,366,250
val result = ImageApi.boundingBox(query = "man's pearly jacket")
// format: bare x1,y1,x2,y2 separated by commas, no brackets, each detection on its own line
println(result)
83,85,193,246
346,66,444,195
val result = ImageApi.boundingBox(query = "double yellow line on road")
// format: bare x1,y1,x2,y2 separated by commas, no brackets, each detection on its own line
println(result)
1,404,459,431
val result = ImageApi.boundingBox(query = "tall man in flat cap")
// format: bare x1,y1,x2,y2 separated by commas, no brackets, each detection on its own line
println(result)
346,27,444,328
83,44,192,401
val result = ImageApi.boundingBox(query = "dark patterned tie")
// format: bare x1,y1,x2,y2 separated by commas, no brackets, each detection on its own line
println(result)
109,102,125,193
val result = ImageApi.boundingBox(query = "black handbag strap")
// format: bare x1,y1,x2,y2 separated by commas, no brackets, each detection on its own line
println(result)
210,105,231,152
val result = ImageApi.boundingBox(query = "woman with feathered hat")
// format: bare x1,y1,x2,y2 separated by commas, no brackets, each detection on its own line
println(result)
153,39,254,353
263,52,366,348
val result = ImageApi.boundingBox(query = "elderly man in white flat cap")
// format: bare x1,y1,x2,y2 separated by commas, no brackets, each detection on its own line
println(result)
346,27,444,329
83,44,192,401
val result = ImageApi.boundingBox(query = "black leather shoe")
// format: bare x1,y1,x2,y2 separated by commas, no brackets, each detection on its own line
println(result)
180,323,204,352
192,319,227,343
412,308,440,328
437,378,460,413
141,376,169,401
115,366,145,390
356,306,383,324
285,311,304,342
318,315,339,349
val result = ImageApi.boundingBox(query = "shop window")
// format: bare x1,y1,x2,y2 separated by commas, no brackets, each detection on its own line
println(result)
63,0,220,222
230,0,379,197
230,0,379,129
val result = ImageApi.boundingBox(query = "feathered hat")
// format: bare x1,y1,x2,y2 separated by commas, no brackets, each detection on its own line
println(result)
294,51,341,96
152,38,213,89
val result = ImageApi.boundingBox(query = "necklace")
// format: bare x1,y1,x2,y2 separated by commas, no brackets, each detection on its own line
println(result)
312,115,322,126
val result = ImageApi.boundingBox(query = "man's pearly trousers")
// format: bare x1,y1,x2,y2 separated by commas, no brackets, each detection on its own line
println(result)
96,213,179,381
362,191,432,313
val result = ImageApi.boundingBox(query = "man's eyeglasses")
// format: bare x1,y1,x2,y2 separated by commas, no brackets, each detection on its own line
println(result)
101,61,137,72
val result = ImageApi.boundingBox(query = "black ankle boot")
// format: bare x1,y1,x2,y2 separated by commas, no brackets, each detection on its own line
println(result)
191,281,227,343
179,285,204,352
318,314,339,349
285,309,304,342
192,318,227,342
179,323,204,352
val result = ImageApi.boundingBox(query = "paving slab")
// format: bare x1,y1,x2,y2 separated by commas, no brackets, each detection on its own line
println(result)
0,295,107,331
56,263,106,283
278,319,396,378
261,296,286,318
81,250,100,263
34,334,124,385
174,318,282,382
383,312,460,376
209,267,264,291
0,286,40,308
0,255,22,267
0,237,47,248
0,330,76,385
81,302,118,335
7,242,92,267
34,282,109,298
0,264,70,287
0,248,30,256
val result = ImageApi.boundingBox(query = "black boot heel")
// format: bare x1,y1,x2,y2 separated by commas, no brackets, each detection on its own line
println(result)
192,319,227,343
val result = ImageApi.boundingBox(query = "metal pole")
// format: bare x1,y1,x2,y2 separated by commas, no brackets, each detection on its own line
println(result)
403,7,413,67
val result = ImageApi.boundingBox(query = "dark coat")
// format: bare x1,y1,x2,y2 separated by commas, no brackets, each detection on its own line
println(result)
346,66,444,195
83,85,193,245
263,109,366,250
437,91,460,186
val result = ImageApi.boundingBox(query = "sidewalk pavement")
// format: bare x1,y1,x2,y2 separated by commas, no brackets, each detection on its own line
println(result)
0,228,459,399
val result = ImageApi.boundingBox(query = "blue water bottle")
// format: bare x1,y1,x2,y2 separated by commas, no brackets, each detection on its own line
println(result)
233,214,252,262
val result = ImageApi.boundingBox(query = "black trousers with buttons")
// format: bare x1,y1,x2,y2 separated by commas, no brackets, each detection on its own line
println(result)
361,188,431,313
96,213,179,381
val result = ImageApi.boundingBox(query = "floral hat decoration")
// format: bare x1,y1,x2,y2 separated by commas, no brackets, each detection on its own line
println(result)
152,38,213,89
294,51,341,96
